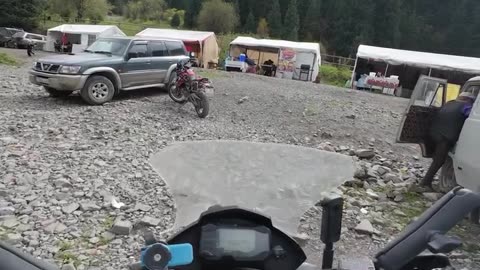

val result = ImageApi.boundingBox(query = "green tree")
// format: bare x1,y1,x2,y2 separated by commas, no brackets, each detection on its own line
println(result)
47,0,77,20
126,0,166,21
372,0,401,48
184,0,202,28
244,10,256,33
283,0,299,40
304,0,322,41
48,0,110,21
84,0,111,22
257,18,269,38
0,0,44,30
197,0,238,33
268,0,282,38
170,12,181,27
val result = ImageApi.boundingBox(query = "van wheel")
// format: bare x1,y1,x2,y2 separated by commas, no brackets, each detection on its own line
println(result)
439,156,457,193
80,75,115,105
44,87,73,97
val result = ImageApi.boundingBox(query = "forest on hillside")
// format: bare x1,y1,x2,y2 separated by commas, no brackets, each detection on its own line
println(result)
2,0,480,58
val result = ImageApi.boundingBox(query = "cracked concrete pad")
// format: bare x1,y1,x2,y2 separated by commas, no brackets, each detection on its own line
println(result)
150,140,355,234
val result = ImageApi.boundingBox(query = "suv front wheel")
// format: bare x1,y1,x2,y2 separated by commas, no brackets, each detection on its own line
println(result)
80,75,115,105
44,87,73,97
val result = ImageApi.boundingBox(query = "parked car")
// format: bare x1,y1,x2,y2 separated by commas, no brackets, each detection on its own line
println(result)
396,75,480,194
11,31,46,49
0,27,23,47
29,37,189,105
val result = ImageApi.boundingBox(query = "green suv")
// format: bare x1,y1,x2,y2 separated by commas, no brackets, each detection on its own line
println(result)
29,37,189,105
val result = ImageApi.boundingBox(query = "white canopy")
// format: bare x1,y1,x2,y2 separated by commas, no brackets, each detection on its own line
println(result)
231,36,320,59
136,28,214,42
48,24,125,36
136,28,219,68
357,45,480,74
45,24,125,52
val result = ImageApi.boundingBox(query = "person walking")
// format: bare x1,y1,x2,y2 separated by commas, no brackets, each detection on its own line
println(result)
27,41,35,57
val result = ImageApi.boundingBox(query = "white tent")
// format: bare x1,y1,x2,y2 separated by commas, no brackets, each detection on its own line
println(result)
229,36,321,81
357,45,480,74
46,24,126,52
136,28,219,68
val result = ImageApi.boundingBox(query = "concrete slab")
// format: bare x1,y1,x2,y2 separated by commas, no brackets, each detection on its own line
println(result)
150,140,355,234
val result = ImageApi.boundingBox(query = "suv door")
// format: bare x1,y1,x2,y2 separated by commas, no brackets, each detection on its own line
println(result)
451,82,480,191
148,40,173,84
121,41,154,88
396,75,448,157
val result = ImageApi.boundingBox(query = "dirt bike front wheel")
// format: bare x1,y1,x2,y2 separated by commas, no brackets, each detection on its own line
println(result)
168,84,187,104
193,92,209,118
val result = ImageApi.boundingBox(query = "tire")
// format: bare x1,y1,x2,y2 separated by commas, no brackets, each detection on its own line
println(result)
439,156,458,193
168,73,187,104
193,92,209,118
44,87,73,97
80,75,115,105
6,41,16,48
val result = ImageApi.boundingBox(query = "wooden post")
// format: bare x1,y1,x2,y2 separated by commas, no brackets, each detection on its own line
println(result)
350,56,359,89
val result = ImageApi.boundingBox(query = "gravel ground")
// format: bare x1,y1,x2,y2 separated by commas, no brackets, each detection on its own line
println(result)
0,48,479,269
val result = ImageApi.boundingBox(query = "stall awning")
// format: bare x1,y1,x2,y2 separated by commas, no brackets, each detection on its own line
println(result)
136,28,214,42
357,45,480,74
231,36,320,62
48,24,124,35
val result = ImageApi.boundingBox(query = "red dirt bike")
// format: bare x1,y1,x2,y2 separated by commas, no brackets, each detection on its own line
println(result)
168,60,212,118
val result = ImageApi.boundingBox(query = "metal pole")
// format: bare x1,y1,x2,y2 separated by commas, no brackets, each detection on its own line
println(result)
322,242,334,269
350,56,359,89
385,63,389,76
428,68,432,76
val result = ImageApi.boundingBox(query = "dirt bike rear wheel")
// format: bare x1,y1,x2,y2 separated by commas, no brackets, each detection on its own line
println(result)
193,92,209,118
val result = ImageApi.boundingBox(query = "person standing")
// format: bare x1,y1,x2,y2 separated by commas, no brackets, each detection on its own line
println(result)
421,92,477,188
27,41,35,57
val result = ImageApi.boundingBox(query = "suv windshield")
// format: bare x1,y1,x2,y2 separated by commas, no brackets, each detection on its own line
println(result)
85,38,130,56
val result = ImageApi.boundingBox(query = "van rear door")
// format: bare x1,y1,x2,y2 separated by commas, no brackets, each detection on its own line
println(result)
396,75,448,157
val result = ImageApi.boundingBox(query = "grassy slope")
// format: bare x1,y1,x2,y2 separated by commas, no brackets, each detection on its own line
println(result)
0,53,18,66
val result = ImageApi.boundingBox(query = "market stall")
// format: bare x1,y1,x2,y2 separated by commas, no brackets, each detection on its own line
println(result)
136,28,219,69
226,36,321,82
45,24,125,53
352,45,480,97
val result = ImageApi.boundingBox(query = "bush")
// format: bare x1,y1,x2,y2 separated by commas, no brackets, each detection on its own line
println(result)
319,64,352,87
170,13,181,27
197,0,238,33
0,53,17,66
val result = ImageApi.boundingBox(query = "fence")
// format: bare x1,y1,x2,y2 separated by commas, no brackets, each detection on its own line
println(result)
321,54,356,70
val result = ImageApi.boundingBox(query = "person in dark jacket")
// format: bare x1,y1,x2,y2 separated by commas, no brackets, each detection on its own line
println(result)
421,92,477,188
26,41,35,57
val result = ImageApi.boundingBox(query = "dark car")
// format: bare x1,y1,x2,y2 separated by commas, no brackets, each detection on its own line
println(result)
0,27,23,47
29,37,189,105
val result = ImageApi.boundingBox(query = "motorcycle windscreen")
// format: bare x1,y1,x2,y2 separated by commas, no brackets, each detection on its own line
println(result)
150,141,355,235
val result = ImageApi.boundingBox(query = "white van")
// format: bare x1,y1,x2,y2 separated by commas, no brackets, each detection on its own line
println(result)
396,75,480,193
